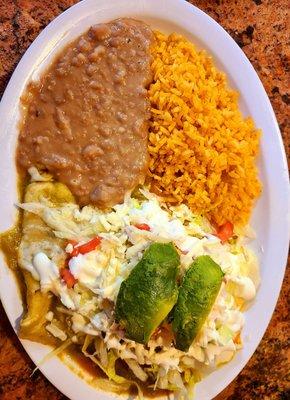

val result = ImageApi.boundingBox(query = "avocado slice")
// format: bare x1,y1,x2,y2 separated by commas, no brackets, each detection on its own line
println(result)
115,242,180,344
172,255,224,351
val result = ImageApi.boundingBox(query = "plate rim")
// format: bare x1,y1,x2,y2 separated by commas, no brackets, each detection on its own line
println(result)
0,0,289,399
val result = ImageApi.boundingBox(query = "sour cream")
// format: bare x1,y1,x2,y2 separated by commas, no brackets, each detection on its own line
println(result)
68,248,124,301
32,252,59,292
228,276,256,301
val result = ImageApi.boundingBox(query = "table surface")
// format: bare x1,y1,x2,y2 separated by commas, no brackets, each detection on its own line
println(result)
0,1,289,399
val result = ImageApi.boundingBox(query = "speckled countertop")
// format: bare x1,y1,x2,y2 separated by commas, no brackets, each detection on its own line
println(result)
0,1,289,399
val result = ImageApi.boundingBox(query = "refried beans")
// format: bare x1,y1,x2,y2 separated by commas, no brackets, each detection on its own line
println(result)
17,18,153,208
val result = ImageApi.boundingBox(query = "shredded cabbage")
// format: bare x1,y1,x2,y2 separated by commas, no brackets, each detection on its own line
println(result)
19,185,259,398
82,336,144,398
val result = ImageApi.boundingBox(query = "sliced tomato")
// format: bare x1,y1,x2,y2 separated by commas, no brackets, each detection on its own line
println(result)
215,221,234,243
70,236,102,257
134,223,151,231
60,268,78,289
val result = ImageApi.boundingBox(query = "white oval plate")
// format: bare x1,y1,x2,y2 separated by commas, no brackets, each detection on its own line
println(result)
0,0,289,399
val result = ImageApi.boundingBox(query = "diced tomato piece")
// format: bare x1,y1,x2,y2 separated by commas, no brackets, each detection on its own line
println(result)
70,246,80,257
134,223,151,231
215,221,234,243
68,239,78,246
60,268,78,289
70,236,102,257
63,257,70,268
77,236,102,254
66,239,79,257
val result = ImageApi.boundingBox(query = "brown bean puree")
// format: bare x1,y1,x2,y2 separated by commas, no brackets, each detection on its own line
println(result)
17,18,153,207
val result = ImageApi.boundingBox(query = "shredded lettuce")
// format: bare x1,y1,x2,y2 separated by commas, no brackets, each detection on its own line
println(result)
124,359,148,382
217,325,234,345
31,337,73,376
82,335,143,398
19,184,259,398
